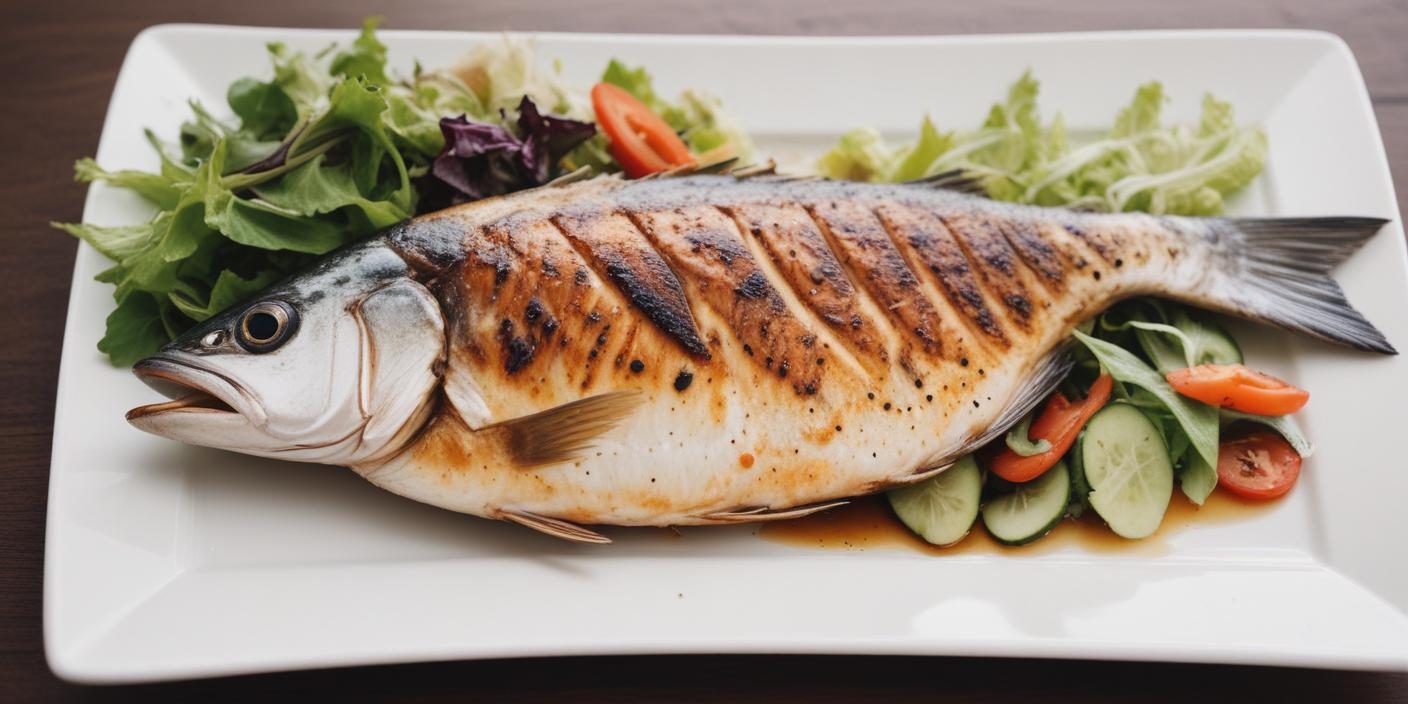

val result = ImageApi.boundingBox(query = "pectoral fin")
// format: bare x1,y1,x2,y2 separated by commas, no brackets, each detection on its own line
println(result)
495,391,641,467
500,510,612,544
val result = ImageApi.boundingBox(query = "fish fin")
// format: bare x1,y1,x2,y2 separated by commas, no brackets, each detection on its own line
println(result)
728,160,779,179
546,165,597,187
495,391,641,467
894,460,958,485
500,510,613,544
697,499,849,523
905,168,987,196
642,156,743,180
1199,217,1395,354
923,341,1077,468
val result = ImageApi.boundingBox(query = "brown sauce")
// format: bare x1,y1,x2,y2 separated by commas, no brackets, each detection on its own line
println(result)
759,489,1270,556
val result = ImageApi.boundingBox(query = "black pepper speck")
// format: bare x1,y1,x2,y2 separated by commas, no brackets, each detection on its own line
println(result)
674,371,694,392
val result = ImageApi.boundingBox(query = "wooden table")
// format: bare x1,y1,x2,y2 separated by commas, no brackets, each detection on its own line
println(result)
5,0,1408,700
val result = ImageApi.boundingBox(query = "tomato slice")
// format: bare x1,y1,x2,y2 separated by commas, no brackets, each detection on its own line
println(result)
1165,363,1308,416
1216,430,1302,500
591,83,693,178
989,374,1113,483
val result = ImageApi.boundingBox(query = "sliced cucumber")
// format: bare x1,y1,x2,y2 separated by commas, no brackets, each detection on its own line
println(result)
1179,310,1242,366
1081,404,1174,539
887,456,982,546
981,461,1071,546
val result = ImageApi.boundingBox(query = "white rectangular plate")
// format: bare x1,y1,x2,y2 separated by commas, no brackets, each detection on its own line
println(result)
46,25,1408,682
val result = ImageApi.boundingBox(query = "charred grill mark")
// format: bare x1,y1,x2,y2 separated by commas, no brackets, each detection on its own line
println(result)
875,203,1010,347
807,201,943,355
1063,220,1120,266
726,203,891,366
626,205,837,394
550,210,711,359
734,269,771,299
501,330,536,373
999,218,1066,289
717,206,872,380
938,209,1038,330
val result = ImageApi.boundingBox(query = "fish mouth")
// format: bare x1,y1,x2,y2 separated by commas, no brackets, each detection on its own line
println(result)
127,357,251,423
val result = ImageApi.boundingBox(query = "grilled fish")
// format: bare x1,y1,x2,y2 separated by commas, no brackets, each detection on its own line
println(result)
126,173,1394,542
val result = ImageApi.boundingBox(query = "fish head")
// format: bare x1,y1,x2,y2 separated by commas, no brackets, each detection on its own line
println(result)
126,239,446,466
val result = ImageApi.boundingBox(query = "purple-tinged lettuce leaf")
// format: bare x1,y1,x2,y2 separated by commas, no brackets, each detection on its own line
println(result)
427,96,594,205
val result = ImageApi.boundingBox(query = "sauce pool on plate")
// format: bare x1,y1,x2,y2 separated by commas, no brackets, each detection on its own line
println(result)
758,490,1270,556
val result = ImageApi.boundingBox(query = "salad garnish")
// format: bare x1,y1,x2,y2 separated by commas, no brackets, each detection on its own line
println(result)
55,18,747,365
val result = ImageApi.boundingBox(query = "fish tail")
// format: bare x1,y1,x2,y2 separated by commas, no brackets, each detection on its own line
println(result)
1192,216,1395,354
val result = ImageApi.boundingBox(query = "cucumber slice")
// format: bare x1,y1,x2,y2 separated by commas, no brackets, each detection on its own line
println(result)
887,456,982,546
1179,311,1242,366
1081,404,1174,539
981,461,1071,545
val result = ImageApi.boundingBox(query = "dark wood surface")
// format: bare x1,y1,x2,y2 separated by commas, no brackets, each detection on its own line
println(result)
5,0,1408,700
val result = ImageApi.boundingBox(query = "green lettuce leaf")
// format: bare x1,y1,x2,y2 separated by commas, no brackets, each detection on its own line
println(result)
816,128,894,183
170,269,279,320
73,158,184,210
331,16,390,86
1221,409,1314,458
227,77,298,141
97,292,172,367
1179,453,1218,505
891,116,954,182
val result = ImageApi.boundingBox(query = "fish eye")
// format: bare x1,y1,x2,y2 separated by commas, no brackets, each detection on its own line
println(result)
236,300,298,353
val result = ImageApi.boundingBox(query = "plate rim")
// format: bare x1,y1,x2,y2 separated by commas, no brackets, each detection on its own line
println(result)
44,24,1408,683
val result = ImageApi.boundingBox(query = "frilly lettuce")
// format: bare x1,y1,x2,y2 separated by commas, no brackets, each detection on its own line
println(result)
818,73,1266,216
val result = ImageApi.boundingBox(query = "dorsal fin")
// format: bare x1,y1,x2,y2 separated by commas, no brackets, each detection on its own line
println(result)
905,168,987,196
494,391,641,467
545,165,597,187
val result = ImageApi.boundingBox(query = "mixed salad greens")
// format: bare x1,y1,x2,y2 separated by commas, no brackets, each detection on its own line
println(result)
817,73,1268,216
55,18,749,365
59,19,1308,544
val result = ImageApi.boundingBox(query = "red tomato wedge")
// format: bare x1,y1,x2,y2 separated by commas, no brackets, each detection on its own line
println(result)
591,83,693,178
989,374,1114,483
1216,430,1302,500
1165,363,1308,416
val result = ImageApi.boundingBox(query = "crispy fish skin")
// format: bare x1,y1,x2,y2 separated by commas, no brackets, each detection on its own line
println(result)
356,176,1220,527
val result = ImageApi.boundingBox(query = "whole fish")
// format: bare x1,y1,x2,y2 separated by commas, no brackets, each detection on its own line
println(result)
125,172,1394,542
